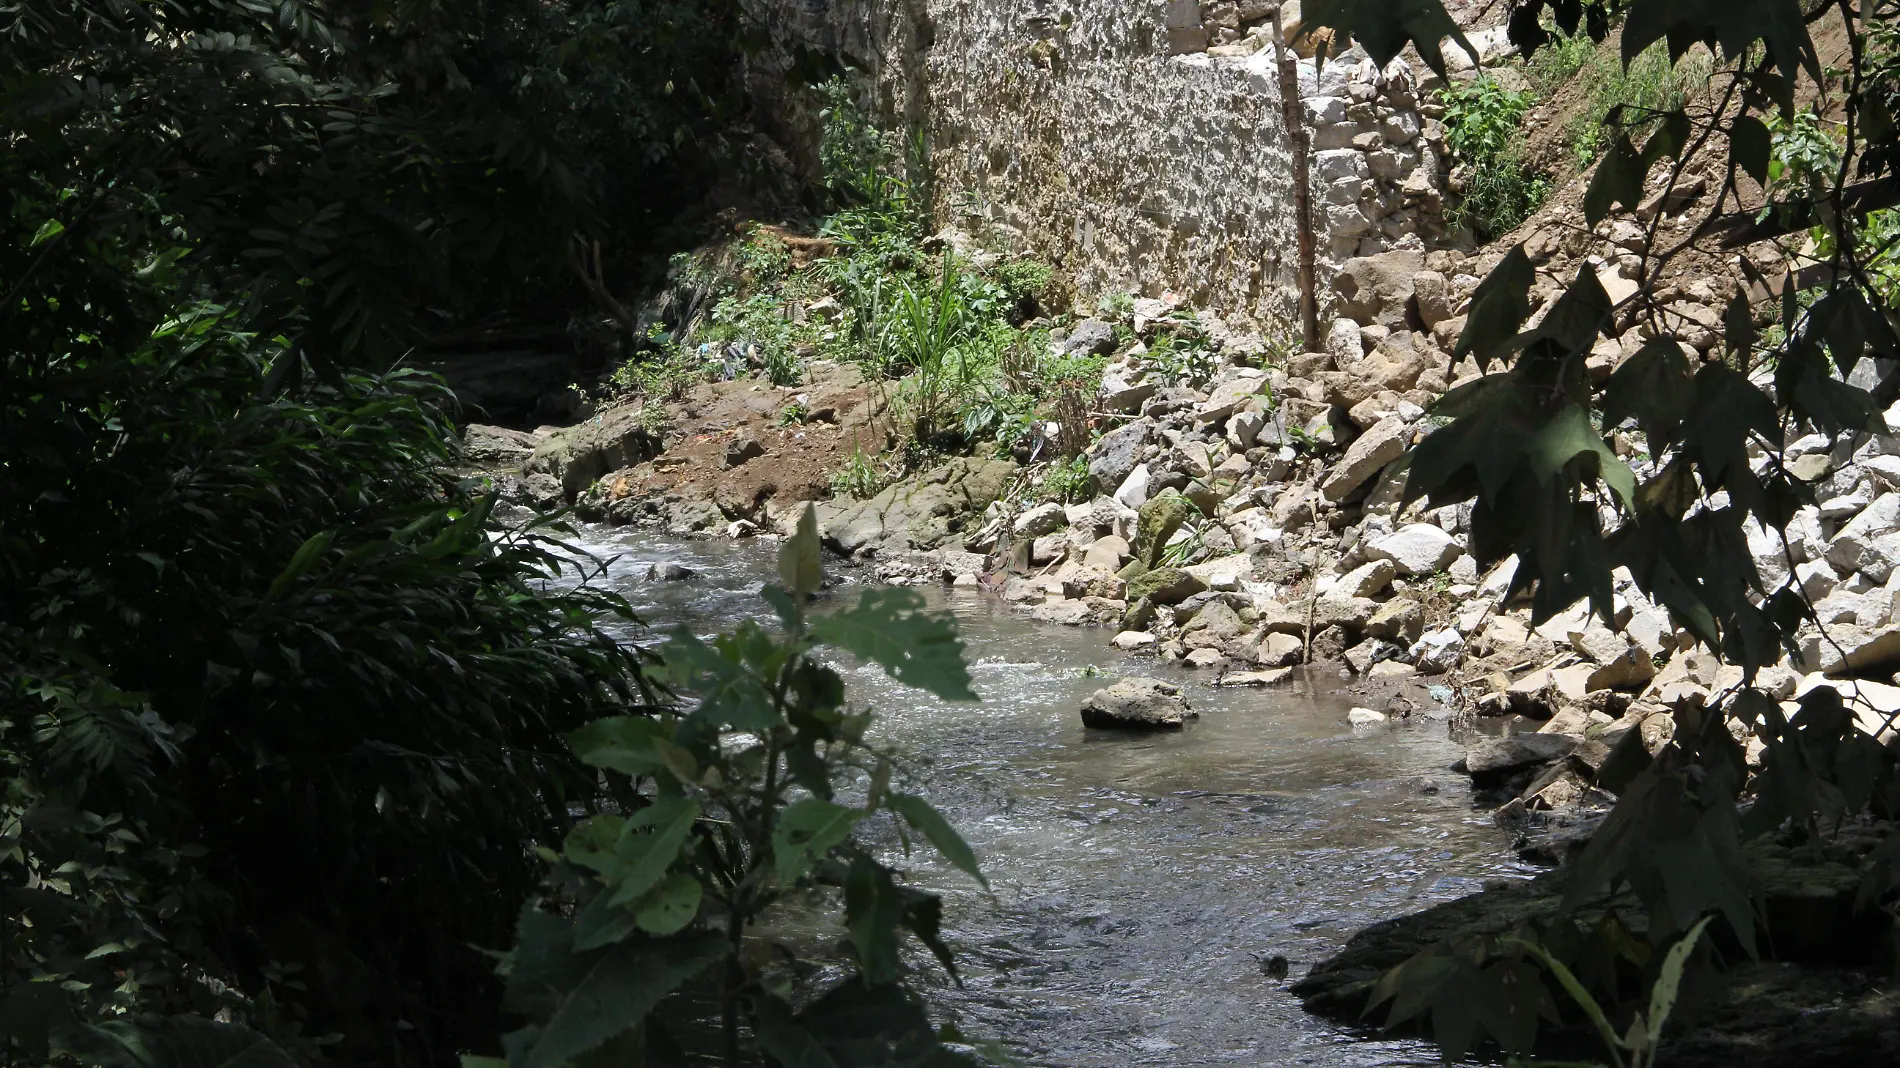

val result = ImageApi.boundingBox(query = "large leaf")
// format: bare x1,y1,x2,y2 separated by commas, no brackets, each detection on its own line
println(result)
811,589,977,701
1527,405,1635,509
1295,0,1477,79
1603,339,1696,445
662,628,779,731
1584,132,1646,225
604,797,701,908
773,797,865,884
887,793,986,889
1622,0,1820,113
754,982,977,1068
778,503,824,597
1453,245,1534,366
845,854,907,985
505,927,728,1068
566,716,670,779
634,871,703,935
87,1017,298,1068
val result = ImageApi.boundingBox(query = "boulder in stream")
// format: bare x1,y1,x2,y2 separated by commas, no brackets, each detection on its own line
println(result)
1080,678,1195,729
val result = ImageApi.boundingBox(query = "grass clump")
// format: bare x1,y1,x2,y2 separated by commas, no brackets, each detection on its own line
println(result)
1564,37,1712,169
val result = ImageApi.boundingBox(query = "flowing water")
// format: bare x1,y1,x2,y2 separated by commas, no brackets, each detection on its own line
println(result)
570,527,1529,1067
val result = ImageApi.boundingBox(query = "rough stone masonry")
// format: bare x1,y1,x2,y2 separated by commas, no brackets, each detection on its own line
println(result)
743,0,1452,321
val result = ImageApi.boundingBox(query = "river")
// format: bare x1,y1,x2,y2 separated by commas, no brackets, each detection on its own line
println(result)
568,526,1528,1067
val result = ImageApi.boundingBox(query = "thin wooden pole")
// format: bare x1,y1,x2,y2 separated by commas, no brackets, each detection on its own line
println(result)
1271,7,1320,353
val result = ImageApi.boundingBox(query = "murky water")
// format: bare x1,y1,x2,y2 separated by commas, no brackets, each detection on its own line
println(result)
565,527,1527,1067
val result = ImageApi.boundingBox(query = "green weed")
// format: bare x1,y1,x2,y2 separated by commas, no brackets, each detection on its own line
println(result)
1439,75,1550,239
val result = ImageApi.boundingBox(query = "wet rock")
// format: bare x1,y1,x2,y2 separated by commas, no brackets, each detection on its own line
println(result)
1112,630,1157,651
1366,598,1425,643
1080,677,1194,729
1221,667,1295,686
1014,501,1067,538
1184,647,1226,669
1257,632,1306,667
1182,598,1248,640
1348,707,1387,727
1335,559,1397,598
646,562,694,581
1457,733,1578,785
817,457,1019,555
1334,250,1426,328
1183,554,1249,592
1126,493,1196,571
1309,624,1351,661
1125,567,1207,606
1199,374,1269,422
1409,628,1465,674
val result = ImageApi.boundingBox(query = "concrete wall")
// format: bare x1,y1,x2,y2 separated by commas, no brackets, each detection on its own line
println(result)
742,0,1448,327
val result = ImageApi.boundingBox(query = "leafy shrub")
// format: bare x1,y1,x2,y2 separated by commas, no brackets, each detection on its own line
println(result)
2,303,653,1062
477,511,988,1066
995,256,1056,305
1439,75,1550,238
1038,455,1094,504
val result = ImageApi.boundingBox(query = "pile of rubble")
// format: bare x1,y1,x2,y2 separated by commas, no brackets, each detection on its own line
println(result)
853,228,1900,836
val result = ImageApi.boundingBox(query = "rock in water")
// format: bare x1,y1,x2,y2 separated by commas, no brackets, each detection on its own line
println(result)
1080,678,1194,729
1457,733,1577,785
646,563,694,582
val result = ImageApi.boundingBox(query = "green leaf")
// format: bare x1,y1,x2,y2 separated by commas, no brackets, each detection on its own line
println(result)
811,589,977,701
662,628,779,731
1646,915,1714,1048
845,854,906,985
751,994,846,1068
31,218,66,246
1294,0,1478,80
773,797,864,884
753,981,973,1068
604,797,701,908
1527,405,1635,509
887,793,986,889
566,716,669,778
1603,339,1696,445
571,889,642,952
1454,245,1534,366
505,924,727,1068
634,871,703,935
264,529,334,600
88,1017,299,1068
1731,114,1772,187
778,503,824,597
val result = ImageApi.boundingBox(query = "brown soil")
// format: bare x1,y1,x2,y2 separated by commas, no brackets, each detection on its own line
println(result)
597,362,892,522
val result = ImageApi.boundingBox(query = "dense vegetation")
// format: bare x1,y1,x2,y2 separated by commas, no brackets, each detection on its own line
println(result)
0,0,745,1063
1301,0,1900,1060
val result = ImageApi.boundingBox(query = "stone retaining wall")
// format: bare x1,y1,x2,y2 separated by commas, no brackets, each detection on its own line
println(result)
742,0,1450,325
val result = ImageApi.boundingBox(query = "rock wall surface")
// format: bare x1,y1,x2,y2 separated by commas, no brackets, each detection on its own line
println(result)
743,0,1449,324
